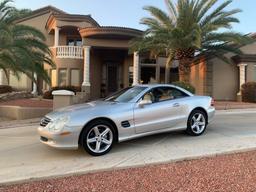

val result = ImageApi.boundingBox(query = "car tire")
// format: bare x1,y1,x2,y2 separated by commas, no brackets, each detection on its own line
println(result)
81,120,116,156
186,110,207,136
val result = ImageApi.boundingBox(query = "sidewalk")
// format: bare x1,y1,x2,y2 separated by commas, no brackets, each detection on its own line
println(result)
215,101,256,110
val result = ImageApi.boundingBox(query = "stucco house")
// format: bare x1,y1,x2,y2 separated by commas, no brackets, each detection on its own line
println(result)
0,6,255,101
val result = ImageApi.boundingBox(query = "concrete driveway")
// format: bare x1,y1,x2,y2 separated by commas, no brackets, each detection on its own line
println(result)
0,110,256,185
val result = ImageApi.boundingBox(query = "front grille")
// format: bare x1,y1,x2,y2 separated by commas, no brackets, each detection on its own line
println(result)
40,117,51,127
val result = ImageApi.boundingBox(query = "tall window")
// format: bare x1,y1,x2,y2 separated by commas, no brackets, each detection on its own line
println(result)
51,69,57,87
59,69,67,86
71,69,80,86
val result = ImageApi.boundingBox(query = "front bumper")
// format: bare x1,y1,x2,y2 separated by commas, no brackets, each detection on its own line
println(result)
38,126,79,150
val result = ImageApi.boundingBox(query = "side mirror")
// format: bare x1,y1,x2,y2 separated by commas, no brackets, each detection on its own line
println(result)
138,99,152,107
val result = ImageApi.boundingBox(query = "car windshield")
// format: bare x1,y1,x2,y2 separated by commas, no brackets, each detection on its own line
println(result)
104,86,147,103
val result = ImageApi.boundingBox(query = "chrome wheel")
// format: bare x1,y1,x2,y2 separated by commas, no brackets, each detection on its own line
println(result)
190,113,206,134
86,125,113,154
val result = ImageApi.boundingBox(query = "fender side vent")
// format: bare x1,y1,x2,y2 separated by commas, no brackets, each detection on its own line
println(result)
121,121,130,128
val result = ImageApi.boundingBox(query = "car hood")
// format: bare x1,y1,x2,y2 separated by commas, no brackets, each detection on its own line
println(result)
46,100,118,120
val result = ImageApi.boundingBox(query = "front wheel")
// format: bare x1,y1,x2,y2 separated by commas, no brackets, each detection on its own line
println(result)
186,110,207,136
81,120,115,156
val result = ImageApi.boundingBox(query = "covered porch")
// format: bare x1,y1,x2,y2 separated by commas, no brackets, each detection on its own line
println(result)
79,26,142,100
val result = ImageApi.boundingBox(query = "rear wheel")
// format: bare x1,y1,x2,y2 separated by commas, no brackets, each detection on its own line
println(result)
186,110,207,136
81,120,115,156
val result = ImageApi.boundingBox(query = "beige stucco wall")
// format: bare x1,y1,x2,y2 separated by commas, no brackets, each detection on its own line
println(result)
58,20,93,29
9,72,32,91
84,38,130,48
18,12,54,46
0,72,8,85
190,59,206,96
240,41,256,54
208,41,256,101
0,105,51,120
247,63,256,81
210,56,239,101
239,42,256,82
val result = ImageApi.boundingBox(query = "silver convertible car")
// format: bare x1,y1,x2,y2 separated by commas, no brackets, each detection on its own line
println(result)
38,84,215,156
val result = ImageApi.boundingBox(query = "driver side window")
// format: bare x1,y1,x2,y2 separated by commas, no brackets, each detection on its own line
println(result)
141,87,188,103
147,87,188,103
142,91,154,103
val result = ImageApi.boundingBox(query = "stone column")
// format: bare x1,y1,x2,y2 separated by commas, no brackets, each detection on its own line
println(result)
54,27,60,47
31,73,37,95
0,69,4,85
133,52,140,85
82,46,91,99
237,63,247,101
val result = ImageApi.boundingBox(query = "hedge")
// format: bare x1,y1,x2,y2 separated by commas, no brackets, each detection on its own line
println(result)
172,81,196,94
0,85,13,94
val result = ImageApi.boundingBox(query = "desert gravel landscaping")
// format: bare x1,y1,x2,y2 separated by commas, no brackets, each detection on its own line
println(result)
0,150,255,192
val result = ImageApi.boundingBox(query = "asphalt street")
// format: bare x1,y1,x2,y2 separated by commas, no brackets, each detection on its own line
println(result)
0,111,256,185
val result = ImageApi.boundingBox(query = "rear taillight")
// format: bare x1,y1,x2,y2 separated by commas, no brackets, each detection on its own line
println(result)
211,98,215,107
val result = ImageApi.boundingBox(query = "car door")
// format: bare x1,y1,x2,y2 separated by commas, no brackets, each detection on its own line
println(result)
133,86,188,134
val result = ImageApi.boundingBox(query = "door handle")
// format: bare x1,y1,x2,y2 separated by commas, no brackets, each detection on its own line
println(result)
173,103,180,107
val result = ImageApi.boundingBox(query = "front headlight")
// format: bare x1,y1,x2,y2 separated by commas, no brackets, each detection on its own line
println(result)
46,115,70,133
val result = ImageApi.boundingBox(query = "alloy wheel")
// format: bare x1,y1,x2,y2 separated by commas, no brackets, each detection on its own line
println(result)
86,125,113,154
190,113,206,134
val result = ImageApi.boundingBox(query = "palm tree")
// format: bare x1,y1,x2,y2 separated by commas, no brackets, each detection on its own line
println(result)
131,0,252,83
0,0,54,85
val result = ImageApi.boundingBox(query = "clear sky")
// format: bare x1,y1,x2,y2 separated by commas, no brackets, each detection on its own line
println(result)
14,0,255,34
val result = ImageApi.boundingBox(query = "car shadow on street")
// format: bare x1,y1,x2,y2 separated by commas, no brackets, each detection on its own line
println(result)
41,127,217,158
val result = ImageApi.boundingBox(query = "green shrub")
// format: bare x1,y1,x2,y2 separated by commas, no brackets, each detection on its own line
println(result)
43,86,81,99
172,81,196,94
0,85,13,94
242,82,256,103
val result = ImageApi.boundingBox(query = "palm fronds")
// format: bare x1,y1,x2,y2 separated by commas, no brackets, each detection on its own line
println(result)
0,0,54,84
131,0,253,83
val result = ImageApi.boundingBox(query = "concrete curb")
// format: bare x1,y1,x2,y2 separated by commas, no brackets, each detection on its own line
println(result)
1,147,256,186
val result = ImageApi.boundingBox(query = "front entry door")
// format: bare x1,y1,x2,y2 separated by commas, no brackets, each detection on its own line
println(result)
107,63,118,94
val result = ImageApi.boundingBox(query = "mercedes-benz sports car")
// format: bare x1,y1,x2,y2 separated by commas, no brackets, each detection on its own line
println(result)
38,84,215,156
